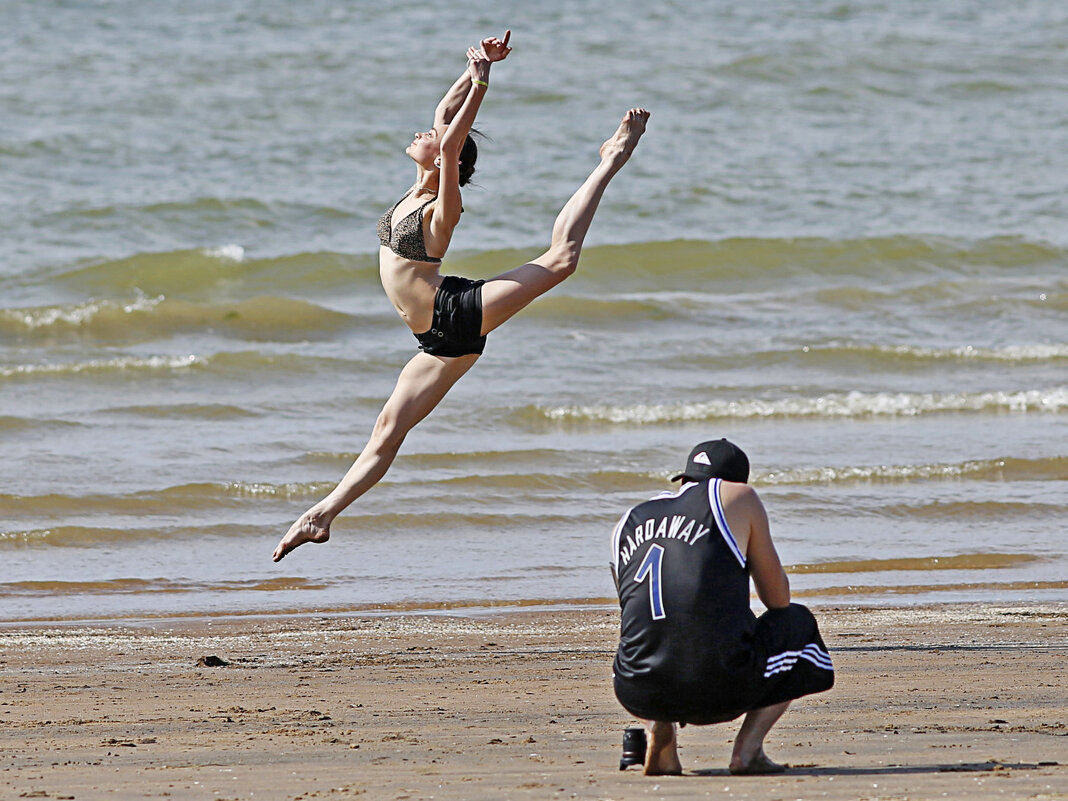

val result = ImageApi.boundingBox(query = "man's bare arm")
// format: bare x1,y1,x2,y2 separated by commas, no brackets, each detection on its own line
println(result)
740,488,791,609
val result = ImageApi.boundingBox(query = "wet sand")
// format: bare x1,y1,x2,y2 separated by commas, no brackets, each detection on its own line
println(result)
1,603,1065,800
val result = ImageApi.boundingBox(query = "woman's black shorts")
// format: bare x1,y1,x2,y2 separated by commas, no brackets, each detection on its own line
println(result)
414,275,487,358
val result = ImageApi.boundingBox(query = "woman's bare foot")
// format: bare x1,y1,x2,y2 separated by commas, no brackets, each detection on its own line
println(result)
644,721,683,776
599,107,650,169
273,507,331,562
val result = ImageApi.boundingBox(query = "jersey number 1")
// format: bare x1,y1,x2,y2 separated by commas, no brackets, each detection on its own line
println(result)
634,544,666,620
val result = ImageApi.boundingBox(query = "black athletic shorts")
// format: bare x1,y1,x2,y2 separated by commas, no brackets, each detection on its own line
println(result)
414,275,487,357
613,603,834,725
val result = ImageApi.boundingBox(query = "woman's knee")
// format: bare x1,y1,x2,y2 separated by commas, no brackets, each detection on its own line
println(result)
370,408,409,453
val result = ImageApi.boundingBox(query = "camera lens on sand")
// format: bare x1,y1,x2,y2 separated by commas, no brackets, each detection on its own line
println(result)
619,726,647,770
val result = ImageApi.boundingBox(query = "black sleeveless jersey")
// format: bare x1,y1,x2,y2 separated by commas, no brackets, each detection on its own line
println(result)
611,479,758,702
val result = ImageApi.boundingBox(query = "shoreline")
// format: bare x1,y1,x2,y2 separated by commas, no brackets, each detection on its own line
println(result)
0,596,621,628
3,585,1067,628
2,601,1065,800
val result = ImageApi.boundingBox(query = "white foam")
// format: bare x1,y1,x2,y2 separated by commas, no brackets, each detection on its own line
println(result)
875,344,1068,361
223,481,325,498
203,244,245,262
1,294,164,330
0,529,51,543
758,459,1003,485
0,354,203,378
542,388,1068,423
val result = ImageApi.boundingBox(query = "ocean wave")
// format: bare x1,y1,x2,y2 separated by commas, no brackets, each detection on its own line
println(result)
0,481,336,521
203,244,246,262
0,295,361,344
213,481,335,499
868,499,1066,522
786,553,1041,574
0,350,387,385
801,343,1068,364
530,388,1068,424
0,415,34,432
556,235,1068,285
0,576,328,597
786,497,1065,523
404,470,659,494
301,446,573,467
301,449,664,491
677,343,1068,373
1,293,164,330
22,247,379,298
0,509,578,549
518,295,671,321
0,415,85,433
99,403,260,420
10,235,1065,298
0,354,204,380
758,456,1068,486
2,473,612,530
0,524,263,548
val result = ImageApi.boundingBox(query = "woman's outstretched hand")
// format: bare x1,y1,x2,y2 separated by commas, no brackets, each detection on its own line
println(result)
480,30,511,62
466,46,491,84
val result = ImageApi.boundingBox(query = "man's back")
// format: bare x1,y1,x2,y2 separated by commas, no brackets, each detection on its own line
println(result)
610,440,833,770
612,479,759,715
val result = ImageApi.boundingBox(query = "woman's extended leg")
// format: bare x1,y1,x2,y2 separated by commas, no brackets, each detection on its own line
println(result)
479,107,649,333
272,351,479,561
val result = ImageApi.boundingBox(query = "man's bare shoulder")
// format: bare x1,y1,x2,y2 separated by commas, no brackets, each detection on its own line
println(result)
717,480,761,506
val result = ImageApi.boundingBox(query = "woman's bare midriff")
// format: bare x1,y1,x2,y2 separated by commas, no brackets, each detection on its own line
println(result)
379,247,443,334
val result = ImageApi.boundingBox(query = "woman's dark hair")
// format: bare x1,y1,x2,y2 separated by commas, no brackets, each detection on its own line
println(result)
458,128,483,187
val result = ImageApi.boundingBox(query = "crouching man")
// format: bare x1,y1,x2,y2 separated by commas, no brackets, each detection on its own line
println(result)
611,439,834,775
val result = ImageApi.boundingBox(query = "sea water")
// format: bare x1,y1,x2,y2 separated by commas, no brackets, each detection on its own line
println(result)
2,0,1066,621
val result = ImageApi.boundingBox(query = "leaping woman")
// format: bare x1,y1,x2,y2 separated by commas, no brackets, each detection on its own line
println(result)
273,31,648,561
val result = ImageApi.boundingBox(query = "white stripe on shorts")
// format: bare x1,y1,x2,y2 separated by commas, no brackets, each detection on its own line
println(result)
764,643,834,678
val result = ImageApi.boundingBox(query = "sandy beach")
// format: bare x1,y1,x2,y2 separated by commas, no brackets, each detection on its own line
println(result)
1,602,1065,800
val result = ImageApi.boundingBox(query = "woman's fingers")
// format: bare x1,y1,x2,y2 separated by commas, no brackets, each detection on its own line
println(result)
479,30,512,61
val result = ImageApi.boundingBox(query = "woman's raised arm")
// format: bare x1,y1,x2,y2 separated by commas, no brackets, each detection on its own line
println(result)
432,35,509,232
433,71,473,130
433,31,510,128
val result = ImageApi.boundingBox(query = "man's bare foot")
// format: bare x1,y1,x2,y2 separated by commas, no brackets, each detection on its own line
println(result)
272,508,331,562
728,748,786,775
644,721,683,776
599,107,650,169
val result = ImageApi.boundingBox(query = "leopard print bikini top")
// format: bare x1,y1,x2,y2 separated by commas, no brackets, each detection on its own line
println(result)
376,190,442,264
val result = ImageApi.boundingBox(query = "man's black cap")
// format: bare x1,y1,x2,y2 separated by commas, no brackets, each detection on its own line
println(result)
670,439,750,484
